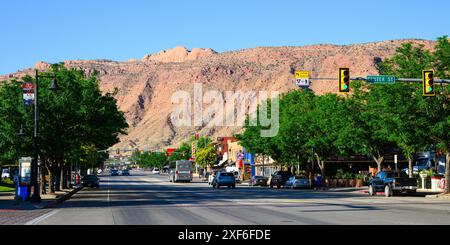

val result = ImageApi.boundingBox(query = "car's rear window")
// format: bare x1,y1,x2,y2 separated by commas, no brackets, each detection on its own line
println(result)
221,173,234,177
178,164,191,171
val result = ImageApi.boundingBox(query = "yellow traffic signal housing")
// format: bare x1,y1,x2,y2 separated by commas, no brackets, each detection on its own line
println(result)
116,149,120,155
339,68,350,93
423,70,435,97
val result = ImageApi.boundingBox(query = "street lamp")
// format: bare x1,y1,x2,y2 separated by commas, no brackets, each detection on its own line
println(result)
29,70,60,203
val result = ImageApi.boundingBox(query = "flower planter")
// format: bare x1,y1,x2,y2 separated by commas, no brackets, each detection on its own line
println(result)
355,179,363,188
331,179,337,188
325,178,331,188
349,179,356,187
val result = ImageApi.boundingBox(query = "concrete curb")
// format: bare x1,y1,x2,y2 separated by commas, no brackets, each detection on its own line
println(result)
43,187,83,209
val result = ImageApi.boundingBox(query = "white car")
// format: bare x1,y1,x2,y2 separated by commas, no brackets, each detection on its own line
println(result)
1,169,10,179
152,168,160,174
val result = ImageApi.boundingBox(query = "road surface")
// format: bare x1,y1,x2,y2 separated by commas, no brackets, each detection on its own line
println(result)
33,170,450,225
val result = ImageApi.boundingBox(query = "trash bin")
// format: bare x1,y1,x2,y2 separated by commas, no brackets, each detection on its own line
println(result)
17,186,28,201
315,176,323,188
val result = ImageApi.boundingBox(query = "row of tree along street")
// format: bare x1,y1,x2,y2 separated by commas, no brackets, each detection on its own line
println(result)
130,136,215,170
0,64,128,193
237,36,450,193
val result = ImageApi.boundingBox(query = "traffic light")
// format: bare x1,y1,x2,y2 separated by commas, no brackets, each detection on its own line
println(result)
116,149,120,155
423,70,435,97
339,68,350,93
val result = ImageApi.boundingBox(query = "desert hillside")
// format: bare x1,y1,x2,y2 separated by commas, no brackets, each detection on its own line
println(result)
0,40,435,151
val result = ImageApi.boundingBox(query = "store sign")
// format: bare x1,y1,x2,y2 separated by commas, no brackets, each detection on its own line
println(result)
191,142,197,159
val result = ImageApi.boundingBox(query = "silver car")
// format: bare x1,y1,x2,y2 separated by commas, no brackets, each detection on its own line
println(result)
285,176,311,189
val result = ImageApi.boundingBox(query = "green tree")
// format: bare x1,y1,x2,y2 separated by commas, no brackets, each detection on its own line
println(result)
433,36,450,78
431,36,450,193
378,42,433,78
306,93,363,178
273,90,315,174
195,146,218,169
236,101,281,176
377,40,448,178
169,141,192,161
0,64,128,192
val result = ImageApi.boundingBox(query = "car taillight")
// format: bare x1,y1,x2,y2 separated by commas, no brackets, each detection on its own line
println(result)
176,171,179,175
190,171,193,175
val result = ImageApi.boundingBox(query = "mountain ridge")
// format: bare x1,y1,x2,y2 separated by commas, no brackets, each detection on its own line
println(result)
0,39,435,150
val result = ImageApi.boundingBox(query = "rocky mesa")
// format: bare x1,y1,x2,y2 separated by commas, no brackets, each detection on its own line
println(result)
0,39,435,151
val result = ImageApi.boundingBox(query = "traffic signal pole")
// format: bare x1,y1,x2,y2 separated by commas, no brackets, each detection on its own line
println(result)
307,77,450,84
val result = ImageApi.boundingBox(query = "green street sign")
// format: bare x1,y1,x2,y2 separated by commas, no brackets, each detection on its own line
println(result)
367,75,396,84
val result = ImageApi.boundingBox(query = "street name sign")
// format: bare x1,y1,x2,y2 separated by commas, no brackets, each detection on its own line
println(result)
294,70,310,87
367,75,396,84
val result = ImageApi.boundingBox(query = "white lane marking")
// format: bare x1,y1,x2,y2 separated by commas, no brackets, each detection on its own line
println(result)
25,210,60,225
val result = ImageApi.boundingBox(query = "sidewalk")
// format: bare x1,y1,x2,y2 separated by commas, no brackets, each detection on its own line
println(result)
0,187,82,210
425,193,450,199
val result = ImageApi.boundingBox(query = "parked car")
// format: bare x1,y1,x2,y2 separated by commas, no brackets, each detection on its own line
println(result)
368,171,418,197
82,175,100,188
269,171,293,188
285,176,311,189
152,168,160,174
1,169,10,179
212,172,236,189
250,176,269,186
111,169,119,176
120,169,130,176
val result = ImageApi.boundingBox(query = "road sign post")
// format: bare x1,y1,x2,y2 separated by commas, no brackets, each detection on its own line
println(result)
294,70,310,87
394,155,398,173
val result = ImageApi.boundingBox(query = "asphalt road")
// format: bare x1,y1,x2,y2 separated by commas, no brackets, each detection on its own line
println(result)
33,170,450,225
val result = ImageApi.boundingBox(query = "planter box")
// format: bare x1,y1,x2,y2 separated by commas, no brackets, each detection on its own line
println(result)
355,179,363,188
325,179,331,188
349,179,356,187
331,179,337,188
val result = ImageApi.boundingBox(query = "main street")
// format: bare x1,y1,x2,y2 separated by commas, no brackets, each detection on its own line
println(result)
32,170,450,225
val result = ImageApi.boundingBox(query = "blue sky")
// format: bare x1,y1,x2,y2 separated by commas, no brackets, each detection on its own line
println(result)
1,0,449,74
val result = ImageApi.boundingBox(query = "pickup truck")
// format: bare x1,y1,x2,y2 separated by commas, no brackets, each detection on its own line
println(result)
368,171,418,197
269,171,293,189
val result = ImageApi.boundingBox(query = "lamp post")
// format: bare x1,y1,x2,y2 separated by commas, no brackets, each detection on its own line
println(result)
29,70,60,203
